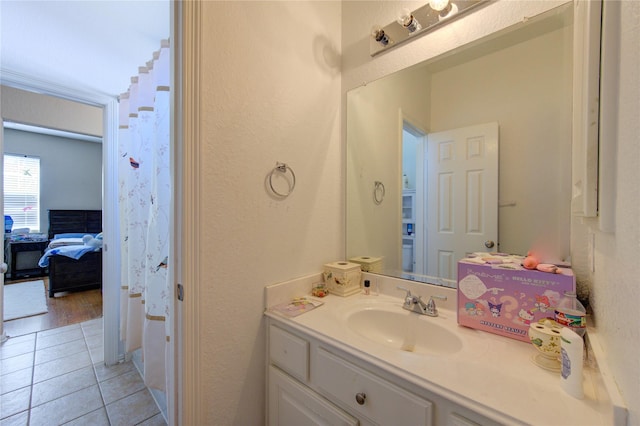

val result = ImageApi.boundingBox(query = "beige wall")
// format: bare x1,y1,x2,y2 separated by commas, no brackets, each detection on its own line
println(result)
1,86,103,137
195,2,342,424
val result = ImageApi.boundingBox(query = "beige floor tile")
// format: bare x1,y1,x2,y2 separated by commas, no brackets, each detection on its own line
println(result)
31,366,97,407
0,409,29,426
84,333,103,349
106,388,160,426
81,317,103,329
0,367,32,395
63,407,110,426
37,323,80,338
33,350,92,384
0,386,31,420
94,360,137,382
0,340,35,360
0,352,33,376
137,412,168,426
34,338,87,365
29,384,103,426
36,327,84,350
89,346,104,364
99,370,146,405
0,334,35,348
82,326,103,339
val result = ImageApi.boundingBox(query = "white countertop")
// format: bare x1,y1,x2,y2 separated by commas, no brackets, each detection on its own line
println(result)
265,279,618,426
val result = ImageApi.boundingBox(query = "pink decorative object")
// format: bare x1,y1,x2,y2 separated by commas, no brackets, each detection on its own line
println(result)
522,255,539,270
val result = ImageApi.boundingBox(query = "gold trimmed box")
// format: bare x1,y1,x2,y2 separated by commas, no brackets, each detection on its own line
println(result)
349,256,383,273
323,261,362,297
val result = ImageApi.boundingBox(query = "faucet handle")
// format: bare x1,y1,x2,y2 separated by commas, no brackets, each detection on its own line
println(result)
426,294,447,316
397,286,413,304
397,286,411,296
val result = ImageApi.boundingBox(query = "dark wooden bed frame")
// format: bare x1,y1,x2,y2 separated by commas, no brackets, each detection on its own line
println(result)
47,209,103,298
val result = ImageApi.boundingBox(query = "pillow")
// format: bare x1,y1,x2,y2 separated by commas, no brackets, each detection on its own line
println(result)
83,234,102,249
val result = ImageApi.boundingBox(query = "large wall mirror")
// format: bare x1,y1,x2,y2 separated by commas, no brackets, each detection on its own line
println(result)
346,3,577,288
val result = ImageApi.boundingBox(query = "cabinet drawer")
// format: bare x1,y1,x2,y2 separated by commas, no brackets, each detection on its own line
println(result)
269,325,309,382
315,347,433,426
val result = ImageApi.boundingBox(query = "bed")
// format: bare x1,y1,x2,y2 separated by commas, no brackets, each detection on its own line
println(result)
43,210,103,298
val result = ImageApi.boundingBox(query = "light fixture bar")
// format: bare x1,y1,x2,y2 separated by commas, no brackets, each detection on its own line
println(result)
370,0,487,56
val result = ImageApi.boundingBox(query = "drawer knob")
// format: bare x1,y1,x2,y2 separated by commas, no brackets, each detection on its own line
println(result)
355,392,366,405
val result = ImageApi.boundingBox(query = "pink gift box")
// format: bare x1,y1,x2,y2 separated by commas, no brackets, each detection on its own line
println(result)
457,260,575,343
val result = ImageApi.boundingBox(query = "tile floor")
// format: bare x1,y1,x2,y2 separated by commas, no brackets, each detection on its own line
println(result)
1,318,167,426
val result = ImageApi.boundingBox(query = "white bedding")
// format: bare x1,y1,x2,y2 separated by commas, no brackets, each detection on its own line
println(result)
48,237,85,249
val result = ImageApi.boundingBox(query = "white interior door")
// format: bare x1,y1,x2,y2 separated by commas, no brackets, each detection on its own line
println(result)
425,122,498,286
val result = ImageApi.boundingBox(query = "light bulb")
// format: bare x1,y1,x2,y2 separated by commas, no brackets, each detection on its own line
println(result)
371,25,391,46
396,8,421,33
429,0,450,12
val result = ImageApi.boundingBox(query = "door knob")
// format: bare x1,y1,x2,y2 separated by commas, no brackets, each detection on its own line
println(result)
355,392,366,405
0,263,7,274
484,240,495,249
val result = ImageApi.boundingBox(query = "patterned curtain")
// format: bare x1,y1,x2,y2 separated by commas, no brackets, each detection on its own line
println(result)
118,39,171,391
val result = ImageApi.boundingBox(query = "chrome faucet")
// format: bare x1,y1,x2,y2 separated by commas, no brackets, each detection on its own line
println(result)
397,286,447,317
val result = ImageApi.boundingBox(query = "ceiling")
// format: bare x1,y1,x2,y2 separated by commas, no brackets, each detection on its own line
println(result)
1,1,170,98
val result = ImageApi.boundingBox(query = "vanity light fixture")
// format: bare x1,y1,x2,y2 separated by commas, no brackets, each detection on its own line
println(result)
370,0,487,56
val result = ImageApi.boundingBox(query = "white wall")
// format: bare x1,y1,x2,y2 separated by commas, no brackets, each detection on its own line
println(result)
3,129,102,233
194,2,342,424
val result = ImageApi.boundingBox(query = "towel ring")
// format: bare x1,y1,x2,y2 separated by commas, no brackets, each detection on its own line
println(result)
373,181,385,205
269,162,296,197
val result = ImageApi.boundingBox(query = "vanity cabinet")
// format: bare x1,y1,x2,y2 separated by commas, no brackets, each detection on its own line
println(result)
267,319,501,426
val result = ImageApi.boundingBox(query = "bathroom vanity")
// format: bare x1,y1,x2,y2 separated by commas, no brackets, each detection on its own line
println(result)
265,274,621,425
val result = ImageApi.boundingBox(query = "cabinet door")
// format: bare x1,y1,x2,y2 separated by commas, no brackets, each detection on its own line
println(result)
269,366,358,426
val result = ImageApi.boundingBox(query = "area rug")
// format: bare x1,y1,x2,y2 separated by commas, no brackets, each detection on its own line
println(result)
3,280,48,321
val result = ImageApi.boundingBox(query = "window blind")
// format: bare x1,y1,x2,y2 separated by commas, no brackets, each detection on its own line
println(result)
4,154,40,232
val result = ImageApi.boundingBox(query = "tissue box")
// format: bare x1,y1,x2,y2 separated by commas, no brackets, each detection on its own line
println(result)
457,259,575,343
323,261,362,297
349,256,383,273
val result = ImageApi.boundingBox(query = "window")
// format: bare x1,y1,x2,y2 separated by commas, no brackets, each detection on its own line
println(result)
4,154,41,232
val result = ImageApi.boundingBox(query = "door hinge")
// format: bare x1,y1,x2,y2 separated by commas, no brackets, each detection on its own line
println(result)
177,283,184,301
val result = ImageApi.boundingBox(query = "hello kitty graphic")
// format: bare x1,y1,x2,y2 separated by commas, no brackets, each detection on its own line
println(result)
517,309,535,325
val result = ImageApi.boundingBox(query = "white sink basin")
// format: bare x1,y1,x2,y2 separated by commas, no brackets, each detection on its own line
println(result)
346,307,463,355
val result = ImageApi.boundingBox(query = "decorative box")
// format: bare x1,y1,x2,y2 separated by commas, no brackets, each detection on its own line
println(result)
323,261,362,297
457,259,575,343
349,256,383,273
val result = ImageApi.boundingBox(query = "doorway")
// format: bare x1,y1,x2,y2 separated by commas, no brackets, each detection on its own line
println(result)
1,124,104,336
